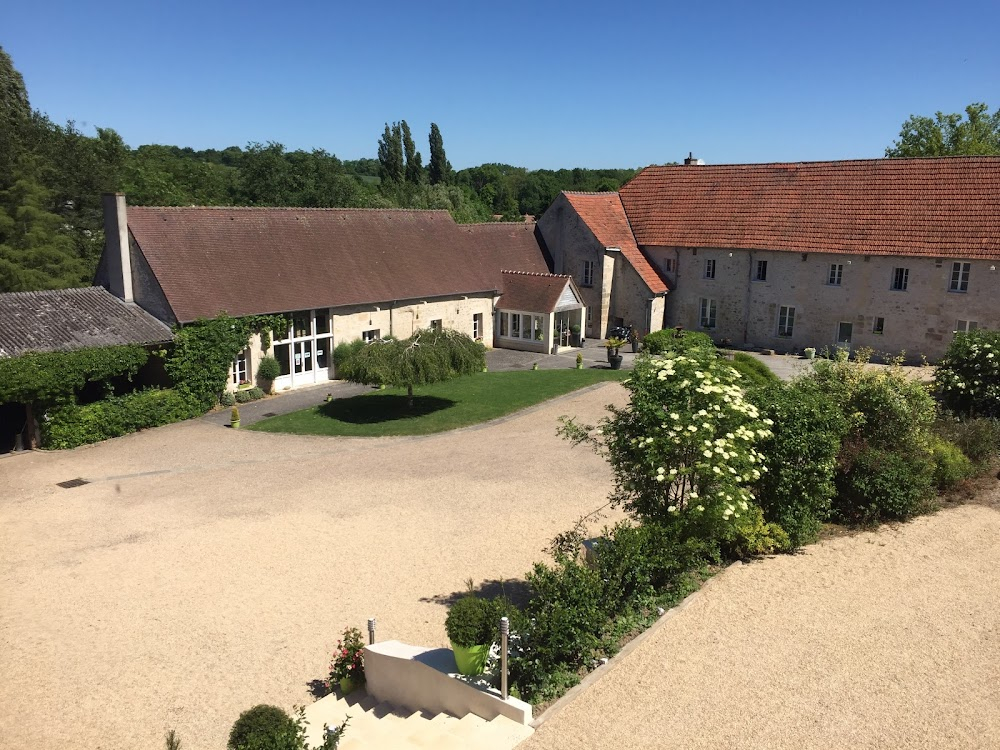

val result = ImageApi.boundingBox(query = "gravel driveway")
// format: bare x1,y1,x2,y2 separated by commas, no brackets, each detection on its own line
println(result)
0,383,626,750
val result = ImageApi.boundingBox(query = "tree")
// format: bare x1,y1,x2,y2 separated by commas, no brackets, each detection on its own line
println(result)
0,46,30,183
377,122,404,184
886,103,1000,157
340,328,486,407
428,123,452,185
401,120,423,184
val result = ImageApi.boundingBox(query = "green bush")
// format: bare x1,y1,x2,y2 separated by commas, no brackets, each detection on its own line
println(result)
729,353,779,388
228,704,298,750
642,328,715,356
445,596,502,648
235,387,265,404
256,355,281,382
220,391,236,407
836,445,935,523
43,389,198,449
935,329,1000,418
932,416,1000,467
930,436,974,490
748,380,848,547
719,504,790,559
333,339,367,373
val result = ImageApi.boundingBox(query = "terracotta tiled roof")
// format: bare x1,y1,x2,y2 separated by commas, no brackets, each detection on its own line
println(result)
127,207,504,322
497,270,581,313
0,287,171,356
619,157,1000,259
561,192,668,293
458,222,552,281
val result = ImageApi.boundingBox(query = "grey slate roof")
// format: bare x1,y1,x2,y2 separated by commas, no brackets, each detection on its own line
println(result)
0,287,172,357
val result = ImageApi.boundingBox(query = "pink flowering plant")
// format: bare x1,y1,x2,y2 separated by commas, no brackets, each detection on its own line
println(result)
328,627,366,688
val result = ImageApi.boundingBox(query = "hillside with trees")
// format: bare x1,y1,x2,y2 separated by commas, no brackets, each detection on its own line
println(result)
0,47,638,293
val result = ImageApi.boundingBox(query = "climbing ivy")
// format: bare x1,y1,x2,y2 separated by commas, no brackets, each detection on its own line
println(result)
0,345,150,406
165,313,288,409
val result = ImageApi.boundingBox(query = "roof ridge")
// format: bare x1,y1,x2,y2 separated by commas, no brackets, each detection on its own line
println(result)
130,205,453,214
0,285,104,298
635,155,1000,170
462,221,536,227
563,190,620,197
500,269,570,278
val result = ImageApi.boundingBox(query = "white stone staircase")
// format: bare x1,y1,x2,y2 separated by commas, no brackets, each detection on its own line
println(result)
303,690,534,750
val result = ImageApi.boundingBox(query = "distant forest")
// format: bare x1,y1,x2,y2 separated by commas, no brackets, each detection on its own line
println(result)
0,46,638,293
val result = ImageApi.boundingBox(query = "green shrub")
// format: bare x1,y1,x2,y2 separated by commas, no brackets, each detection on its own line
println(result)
220,391,236,407
932,416,1000,467
228,704,298,750
935,329,1000,418
256,355,281,382
234,387,265,404
930,436,974,490
642,328,715,356
445,596,501,648
719,504,790,559
836,445,935,524
729,353,779,388
43,389,198,449
748,380,848,547
333,339,367,373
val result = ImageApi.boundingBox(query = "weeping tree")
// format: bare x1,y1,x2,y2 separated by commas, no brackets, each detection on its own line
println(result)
341,328,486,407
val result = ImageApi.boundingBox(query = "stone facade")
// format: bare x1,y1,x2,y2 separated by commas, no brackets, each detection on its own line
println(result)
651,246,999,360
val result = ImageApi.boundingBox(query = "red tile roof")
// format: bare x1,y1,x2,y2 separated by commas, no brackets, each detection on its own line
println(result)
498,271,580,313
127,208,509,322
619,157,1000,259
561,192,668,293
458,222,552,279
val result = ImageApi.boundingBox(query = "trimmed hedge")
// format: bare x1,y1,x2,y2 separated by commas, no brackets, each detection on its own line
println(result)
43,389,198,450
642,329,714,356
235,387,265,403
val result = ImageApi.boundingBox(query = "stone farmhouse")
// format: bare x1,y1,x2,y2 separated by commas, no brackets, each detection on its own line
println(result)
539,156,1000,360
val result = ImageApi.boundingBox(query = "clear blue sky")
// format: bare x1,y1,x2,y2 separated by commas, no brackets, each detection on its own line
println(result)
5,0,998,170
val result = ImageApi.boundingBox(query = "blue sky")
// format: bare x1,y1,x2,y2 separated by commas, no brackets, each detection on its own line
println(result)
5,0,998,169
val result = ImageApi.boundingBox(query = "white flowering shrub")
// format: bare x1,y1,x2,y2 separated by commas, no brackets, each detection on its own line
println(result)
936,330,1000,418
563,349,787,554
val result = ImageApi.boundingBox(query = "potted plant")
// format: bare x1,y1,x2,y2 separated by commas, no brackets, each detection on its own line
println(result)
804,347,816,360
230,406,240,429
328,626,366,695
628,328,640,354
606,337,626,369
445,596,498,676
256,355,282,394
576,352,584,369
570,323,582,347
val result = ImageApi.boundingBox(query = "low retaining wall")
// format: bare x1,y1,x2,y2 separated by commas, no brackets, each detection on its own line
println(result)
364,640,532,725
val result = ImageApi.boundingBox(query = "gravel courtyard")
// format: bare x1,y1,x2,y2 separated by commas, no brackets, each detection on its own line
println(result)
0,384,624,750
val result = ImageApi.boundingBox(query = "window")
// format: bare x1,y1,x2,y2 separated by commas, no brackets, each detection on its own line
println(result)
582,260,595,287
315,311,330,335
777,306,795,337
950,262,970,292
511,314,521,338
472,313,482,340
586,306,593,328
704,259,716,279
362,329,380,343
872,317,884,335
521,314,533,340
699,298,717,329
274,344,290,376
231,349,248,386
828,264,843,286
956,320,979,333
891,267,909,291
662,258,675,273
755,260,768,281
430,319,443,332
499,313,508,337
293,311,310,338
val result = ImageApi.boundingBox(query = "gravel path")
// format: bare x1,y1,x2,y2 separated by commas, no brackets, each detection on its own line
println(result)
523,492,1000,750
0,383,626,750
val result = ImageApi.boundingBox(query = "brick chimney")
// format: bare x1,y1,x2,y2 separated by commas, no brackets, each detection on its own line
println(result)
683,152,705,166
102,193,133,302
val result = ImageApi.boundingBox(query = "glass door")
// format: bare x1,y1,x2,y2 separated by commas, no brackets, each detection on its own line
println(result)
294,340,314,377
837,322,853,351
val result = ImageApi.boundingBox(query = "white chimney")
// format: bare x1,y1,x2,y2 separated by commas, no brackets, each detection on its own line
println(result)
102,193,134,302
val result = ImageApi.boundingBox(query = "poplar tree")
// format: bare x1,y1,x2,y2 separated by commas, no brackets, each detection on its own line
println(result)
401,120,423,184
377,122,404,183
428,123,452,185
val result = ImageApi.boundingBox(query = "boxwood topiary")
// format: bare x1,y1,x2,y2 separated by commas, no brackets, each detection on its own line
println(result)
445,596,500,648
256,355,281,383
227,704,298,750
642,329,715,356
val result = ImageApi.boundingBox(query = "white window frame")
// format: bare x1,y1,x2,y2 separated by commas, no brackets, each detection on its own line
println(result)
777,305,795,338
231,349,249,386
582,260,595,287
891,267,909,291
950,262,970,293
472,313,482,340
828,264,843,286
362,329,380,343
704,259,716,279
755,260,767,282
699,298,717,329
498,310,544,342
955,320,979,333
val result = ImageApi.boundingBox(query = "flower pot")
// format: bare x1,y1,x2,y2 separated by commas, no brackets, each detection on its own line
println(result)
576,363,583,369
339,676,359,695
609,354,623,370
451,642,489,676
631,342,639,354
231,420,240,429
804,348,816,360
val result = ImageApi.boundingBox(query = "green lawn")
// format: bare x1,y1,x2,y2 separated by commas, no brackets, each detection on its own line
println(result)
249,369,628,437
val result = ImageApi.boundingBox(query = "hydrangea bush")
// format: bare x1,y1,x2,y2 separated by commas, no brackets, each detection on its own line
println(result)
935,329,1000,418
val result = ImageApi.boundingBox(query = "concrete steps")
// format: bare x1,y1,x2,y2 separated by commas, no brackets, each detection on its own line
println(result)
302,689,533,750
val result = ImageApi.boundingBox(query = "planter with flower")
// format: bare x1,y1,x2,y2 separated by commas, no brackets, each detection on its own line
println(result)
605,337,626,369
445,596,500,676
328,627,366,695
